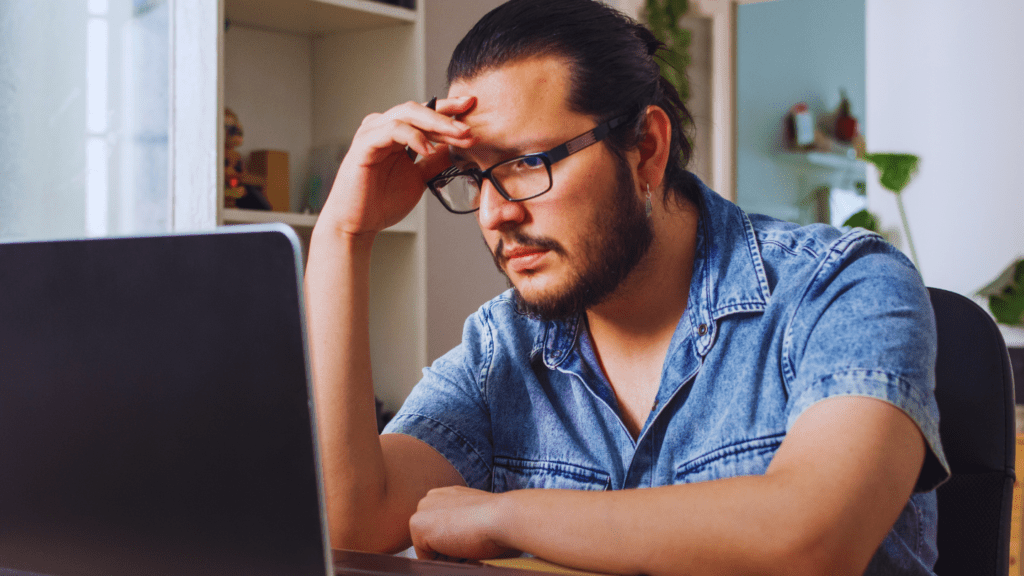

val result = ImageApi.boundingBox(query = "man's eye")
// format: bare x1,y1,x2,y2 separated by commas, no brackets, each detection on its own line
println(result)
512,156,545,170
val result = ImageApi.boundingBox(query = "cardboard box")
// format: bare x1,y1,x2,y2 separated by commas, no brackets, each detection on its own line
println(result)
248,150,290,212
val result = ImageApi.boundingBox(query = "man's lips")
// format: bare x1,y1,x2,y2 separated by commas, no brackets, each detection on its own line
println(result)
492,233,563,276
503,246,549,273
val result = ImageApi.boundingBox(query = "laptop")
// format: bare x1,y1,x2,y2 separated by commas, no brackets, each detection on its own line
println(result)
0,225,550,576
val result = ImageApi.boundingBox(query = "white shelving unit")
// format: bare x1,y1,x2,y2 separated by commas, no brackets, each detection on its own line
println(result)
781,150,866,187
219,0,427,410
222,205,421,235
778,150,868,226
225,0,416,34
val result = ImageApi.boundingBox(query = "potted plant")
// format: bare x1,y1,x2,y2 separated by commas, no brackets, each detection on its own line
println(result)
978,258,1024,402
979,259,1024,327
645,0,692,101
843,152,921,270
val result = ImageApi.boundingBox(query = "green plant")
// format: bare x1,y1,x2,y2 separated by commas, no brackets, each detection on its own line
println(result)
842,152,921,270
978,258,1024,326
645,0,692,101
842,208,878,232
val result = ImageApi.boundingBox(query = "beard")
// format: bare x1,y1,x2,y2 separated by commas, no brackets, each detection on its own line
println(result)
489,156,655,322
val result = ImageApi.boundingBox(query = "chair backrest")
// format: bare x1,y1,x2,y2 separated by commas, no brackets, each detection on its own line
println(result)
929,287,1016,575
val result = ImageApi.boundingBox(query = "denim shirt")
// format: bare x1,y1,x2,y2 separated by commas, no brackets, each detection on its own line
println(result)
384,179,950,575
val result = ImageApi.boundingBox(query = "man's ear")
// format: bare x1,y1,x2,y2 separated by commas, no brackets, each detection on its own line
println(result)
636,105,672,193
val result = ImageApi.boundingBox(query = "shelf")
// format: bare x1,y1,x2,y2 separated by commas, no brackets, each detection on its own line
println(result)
781,151,865,172
780,151,867,194
223,208,318,228
225,0,415,37
219,0,426,409
222,207,419,234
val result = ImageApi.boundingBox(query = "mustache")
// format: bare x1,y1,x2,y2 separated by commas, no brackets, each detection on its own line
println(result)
493,231,565,267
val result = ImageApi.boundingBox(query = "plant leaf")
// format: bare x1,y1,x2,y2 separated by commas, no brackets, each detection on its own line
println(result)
864,153,920,195
989,261,1024,325
990,295,1024,325
842,209,880,232
668,0,689,18
645,0,691,102
670,29,692,51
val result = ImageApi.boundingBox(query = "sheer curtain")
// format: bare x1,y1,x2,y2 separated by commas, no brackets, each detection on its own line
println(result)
0,0,170,241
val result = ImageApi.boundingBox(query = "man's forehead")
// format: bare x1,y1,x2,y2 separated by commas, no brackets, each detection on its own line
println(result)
445,57,590,153
447,56,571,97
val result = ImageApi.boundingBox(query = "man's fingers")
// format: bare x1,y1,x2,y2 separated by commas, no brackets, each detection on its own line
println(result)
401,125,436,159
354,120,463,165
435,95,476,117
412,543,434,560
355,112,473,163
376,100,471,139
416,143,453,182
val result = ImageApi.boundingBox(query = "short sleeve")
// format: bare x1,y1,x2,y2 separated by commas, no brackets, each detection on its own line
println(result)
381,306,496,490
782,233,950,492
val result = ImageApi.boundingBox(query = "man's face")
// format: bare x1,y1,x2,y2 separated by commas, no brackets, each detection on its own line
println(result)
447,57,653,321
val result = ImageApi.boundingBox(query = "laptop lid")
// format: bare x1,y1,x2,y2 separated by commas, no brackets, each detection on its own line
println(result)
0,225,330,576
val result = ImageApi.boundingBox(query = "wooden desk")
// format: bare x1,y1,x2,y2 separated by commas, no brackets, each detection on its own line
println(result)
332,549,611,575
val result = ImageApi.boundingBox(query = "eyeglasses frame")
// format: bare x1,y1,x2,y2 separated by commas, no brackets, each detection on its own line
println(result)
426,113,631,214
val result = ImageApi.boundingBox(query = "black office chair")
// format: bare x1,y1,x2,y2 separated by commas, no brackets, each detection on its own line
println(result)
929,287,1016,575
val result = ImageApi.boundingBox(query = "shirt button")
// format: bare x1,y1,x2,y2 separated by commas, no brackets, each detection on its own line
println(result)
698,323,708,336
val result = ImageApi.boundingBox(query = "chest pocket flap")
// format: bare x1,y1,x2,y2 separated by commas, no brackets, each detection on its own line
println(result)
493,456,611,492
674,433,785,485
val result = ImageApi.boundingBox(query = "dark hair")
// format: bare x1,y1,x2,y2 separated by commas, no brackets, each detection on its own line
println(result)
447,0,698,207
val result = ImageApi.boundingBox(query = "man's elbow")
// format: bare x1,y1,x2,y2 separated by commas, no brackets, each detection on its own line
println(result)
327,506,411,554
767,526,875,576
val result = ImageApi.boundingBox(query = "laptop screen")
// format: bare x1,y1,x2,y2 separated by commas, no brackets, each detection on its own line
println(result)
0,226,329,576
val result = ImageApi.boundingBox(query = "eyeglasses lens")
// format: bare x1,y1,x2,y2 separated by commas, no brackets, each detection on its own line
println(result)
435,175,481,213
433,156,551,213
491,158,550,199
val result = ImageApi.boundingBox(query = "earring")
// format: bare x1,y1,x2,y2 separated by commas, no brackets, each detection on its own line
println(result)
645,184,653,218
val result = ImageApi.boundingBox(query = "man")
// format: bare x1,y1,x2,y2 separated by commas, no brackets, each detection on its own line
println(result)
305,1,948,574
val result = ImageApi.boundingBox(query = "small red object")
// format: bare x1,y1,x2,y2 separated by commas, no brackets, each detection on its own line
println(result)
837,116,858,141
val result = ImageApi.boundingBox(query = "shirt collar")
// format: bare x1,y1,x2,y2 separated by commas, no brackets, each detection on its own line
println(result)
686,177,771,356
541,174,770,367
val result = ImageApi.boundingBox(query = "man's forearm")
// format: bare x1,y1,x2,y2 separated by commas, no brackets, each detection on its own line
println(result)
305,227,394,550
303,95,476,552
493,479,833,576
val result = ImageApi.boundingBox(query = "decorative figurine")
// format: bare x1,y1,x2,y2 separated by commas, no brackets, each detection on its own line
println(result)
224,108,271,210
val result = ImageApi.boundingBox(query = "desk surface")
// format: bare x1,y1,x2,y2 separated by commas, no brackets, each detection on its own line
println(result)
332,549,611,575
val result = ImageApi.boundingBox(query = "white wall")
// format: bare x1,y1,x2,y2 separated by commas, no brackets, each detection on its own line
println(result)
424,0,509,363
866,0,1024,310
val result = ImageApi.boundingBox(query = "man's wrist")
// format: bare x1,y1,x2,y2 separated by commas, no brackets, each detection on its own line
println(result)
487,490,520,552
310,221,376,256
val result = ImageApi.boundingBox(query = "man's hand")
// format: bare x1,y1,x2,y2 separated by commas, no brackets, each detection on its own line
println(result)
409,486,517,561
317,96,477,238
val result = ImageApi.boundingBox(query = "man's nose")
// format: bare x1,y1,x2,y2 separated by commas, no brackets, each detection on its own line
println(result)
477,178,527,231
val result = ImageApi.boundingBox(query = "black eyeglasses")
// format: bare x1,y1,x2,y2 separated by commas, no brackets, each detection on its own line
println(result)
426,114,631,214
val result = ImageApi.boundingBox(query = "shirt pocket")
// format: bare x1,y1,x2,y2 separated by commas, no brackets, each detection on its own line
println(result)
673,433,785,485
492,456,611,492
